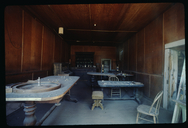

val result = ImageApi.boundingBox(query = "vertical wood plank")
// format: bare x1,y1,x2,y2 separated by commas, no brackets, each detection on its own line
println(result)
5,6,22,74
22,10,32,72
54,35,63,63
40,26,44,70
42,27,55,70
164,3,185,44
21,10,24,72
145,15,163,74
149,75,151,97
22,13,43,72
60,40,62,63
53,35,55,63
128,35,136,71
136,34,137,72
30,18,43,71
136,28,145,72
144,28,145,73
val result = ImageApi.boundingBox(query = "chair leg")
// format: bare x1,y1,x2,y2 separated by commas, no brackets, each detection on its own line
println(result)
153,116,156,123
156,116,159,123
91,100,97,110
98,100,103,110
136,112,139,124
111,88,112,98
91,100,103,110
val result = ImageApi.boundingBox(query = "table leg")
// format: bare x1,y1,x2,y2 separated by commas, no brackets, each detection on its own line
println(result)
64,94,78,103
23,101,37,126
135,88,142,104
130,87,135,97
91,75,95,91
101,87,104,102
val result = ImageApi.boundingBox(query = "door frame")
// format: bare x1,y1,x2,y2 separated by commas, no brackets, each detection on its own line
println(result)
163,39,185,109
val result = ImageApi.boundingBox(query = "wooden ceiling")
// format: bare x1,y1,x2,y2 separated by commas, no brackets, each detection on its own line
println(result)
22,3,174,46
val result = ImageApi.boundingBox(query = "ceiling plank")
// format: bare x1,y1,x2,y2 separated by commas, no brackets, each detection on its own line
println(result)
23,5,63,29
90,3,131,30
118,3,173,30
49,4,91,29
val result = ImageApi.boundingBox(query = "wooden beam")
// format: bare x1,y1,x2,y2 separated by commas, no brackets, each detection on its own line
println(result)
165,39,185,49
67,29,137,33
65,39,123,43
163,49,170,109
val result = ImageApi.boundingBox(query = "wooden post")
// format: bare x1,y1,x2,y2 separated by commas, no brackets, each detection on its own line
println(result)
163,49,170,109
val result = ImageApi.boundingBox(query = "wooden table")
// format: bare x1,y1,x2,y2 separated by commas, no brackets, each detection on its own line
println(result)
6,76,79,126
97,80,144,104
87,72,134,90
87,72,116,76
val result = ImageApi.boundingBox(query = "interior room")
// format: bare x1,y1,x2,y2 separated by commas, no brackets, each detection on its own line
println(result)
5,2,186,126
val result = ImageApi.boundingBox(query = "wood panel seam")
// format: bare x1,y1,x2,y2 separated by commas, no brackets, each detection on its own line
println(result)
144,28,146,72
53,35,55,63
136,33,137,72
149,75,151,97
40,26,44,70
162,13,165,76
21,10,24,72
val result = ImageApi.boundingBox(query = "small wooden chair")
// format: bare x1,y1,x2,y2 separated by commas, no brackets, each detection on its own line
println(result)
136,90,163,124
91,91,104,110
109,76,121,98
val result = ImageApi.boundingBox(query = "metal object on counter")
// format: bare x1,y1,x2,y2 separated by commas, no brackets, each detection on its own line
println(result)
12,80,61,94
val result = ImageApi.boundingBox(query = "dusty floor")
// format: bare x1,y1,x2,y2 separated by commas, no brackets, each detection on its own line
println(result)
6,80,174,126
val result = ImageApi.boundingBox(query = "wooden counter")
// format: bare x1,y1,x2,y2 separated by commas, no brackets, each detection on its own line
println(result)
6,76,80,102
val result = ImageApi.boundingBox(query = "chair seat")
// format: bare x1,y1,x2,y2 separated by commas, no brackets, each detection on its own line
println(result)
137,104,159,116
92,91,103,99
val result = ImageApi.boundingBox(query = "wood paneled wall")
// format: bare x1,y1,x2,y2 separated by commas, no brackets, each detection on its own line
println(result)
5,6,70,84
70,45,117,71
118,3,185,99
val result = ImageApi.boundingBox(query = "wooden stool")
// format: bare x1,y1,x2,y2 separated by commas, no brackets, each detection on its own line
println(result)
91,91,104,110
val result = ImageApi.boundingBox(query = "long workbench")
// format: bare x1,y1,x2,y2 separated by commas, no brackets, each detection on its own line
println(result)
98,80,144,104
6,76,80,126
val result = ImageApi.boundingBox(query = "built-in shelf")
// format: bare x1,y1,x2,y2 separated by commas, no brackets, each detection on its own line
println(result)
75,52,94,68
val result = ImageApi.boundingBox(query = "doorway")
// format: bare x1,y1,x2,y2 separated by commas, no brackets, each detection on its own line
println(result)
163,39,185,110
101,59,111,73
